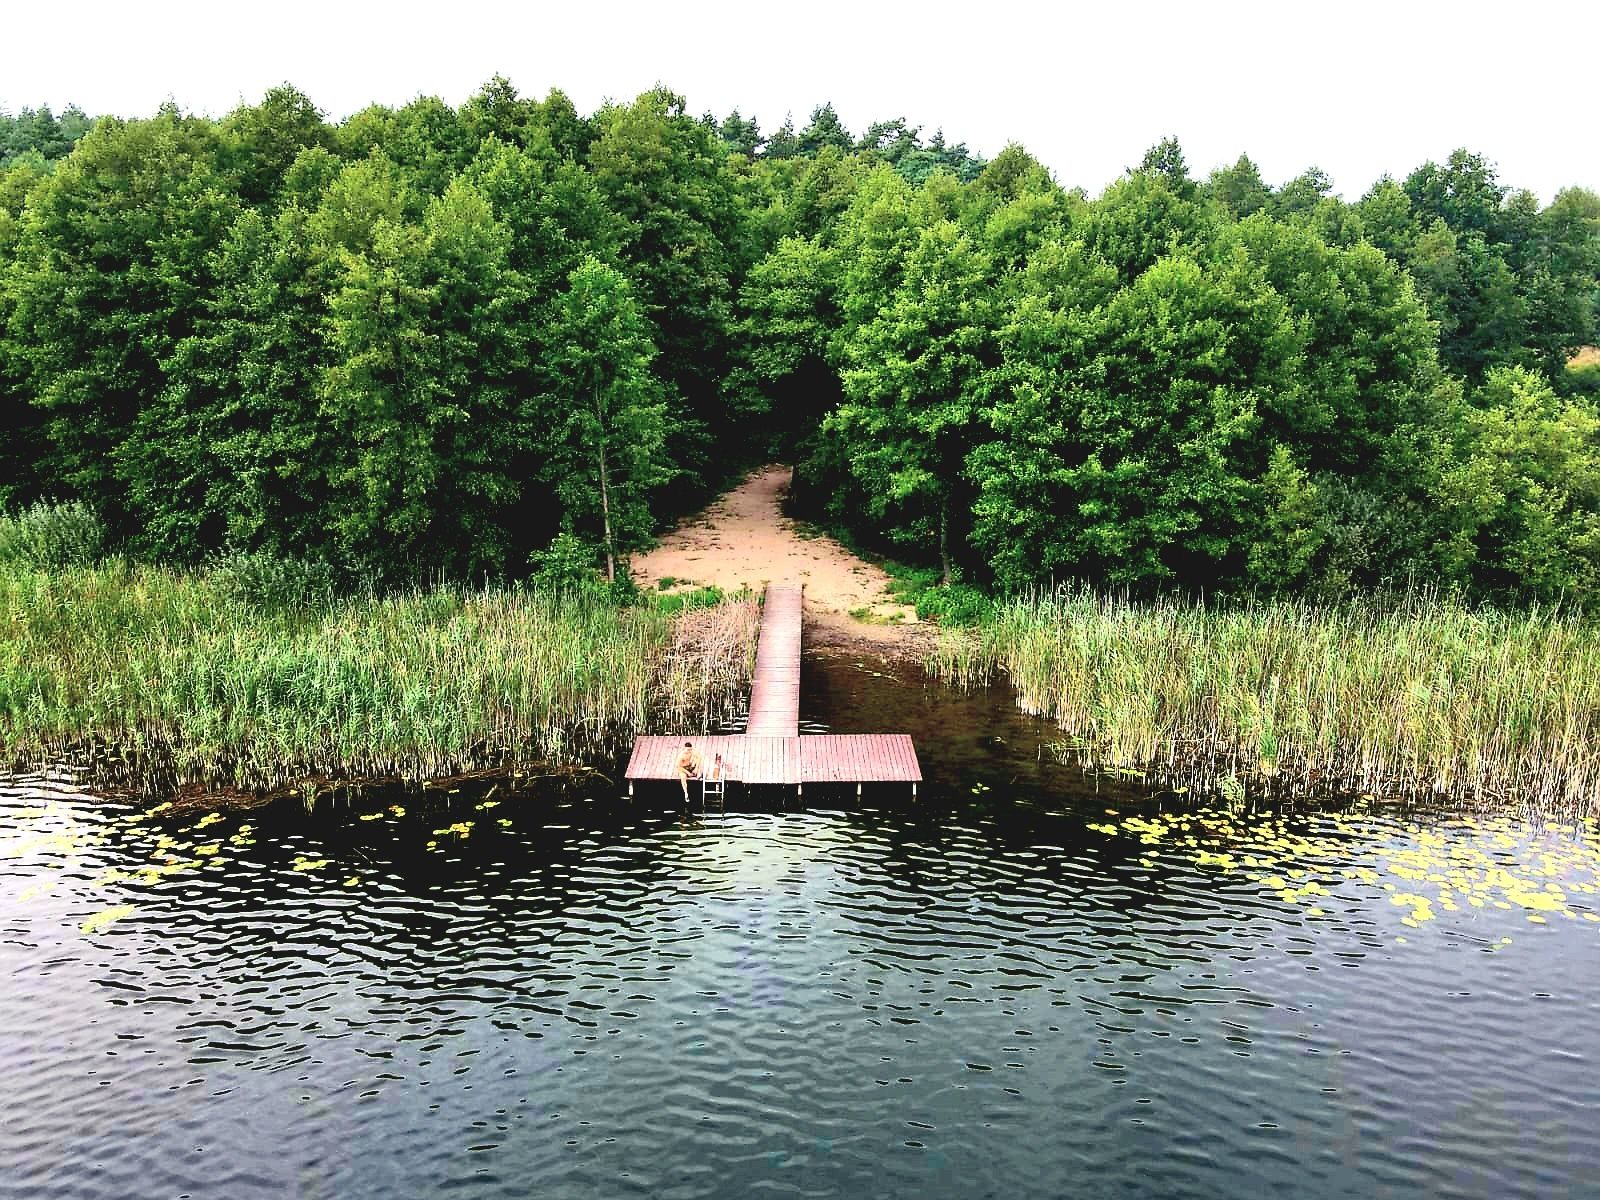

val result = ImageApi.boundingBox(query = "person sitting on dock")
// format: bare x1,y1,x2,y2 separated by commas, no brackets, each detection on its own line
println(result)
676,741,703,800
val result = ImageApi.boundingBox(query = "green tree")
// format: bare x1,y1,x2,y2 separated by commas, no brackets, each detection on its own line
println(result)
1407,220,1527,379
542,257,671,581
829,165,920,330
220,84,335,206
459,74,541,149
1440,367,1600,602
830,218,996,582
1085,169,1212,282
1207,154,1270,218
1522,187,1600,374
1270,166,1334,218
783,145,865,239
763,115,800,160
1225,215,1442,474
718,110,762,158
1354,176,1417,259
117,205,330,561
797,103,852,156
964,238,1119,590
1405,149,1507,238
318,180,528,580
587,88,745,492
972,250,1295,589
336,96,471,200
1137,136,1196,199
3,107,237,532
0,104,93,164
727,234,842,455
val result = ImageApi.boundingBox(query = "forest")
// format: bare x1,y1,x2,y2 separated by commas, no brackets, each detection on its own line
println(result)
2,82,1598,606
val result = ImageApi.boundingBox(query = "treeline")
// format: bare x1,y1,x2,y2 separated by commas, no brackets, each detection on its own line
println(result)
2,82,1598,603
0,104,93,166
773,139,1600,603
0,83,983,583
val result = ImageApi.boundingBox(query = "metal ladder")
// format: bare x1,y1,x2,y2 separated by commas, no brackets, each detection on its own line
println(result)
701,756,726,808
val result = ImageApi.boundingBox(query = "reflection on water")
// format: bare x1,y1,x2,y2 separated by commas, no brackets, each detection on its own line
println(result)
2,653,1598,1199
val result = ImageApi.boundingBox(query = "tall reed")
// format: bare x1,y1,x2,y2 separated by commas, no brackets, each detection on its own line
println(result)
0,560,758,796
929,586,1600,812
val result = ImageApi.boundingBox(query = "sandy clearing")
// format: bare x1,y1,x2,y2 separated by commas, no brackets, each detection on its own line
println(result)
630,465,923,648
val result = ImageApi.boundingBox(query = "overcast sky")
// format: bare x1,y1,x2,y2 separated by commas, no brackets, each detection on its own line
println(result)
6,0,1595,202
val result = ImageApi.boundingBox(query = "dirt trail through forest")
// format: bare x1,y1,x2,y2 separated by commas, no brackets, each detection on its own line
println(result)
630,465,923,651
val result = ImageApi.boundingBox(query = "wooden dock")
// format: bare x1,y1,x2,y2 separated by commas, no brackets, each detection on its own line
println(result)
624,585,921,797
746,584,801,737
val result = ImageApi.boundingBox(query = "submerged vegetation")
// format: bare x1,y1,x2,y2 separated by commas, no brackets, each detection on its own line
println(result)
930,588,1600,813
0,557,757,797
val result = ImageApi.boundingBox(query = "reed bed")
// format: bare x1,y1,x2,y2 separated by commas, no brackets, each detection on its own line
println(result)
928,587,1600,813
0,561,759,796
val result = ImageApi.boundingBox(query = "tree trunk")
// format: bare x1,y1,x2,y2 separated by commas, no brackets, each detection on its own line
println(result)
596,381,615,583
939,495,952,587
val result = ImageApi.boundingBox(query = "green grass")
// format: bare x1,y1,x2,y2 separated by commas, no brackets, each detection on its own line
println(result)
0,560,758,797
929,586,1600,812
648,584,727,615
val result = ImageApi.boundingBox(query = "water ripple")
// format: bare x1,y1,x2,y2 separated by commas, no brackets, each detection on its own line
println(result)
3,768,1599,1200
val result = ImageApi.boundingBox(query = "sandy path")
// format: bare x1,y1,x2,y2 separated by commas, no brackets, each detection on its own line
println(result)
630,465,920,644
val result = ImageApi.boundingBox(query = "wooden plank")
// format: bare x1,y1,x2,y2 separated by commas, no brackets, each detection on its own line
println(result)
625,735,743,781
745,584,802,739
793,734,920,784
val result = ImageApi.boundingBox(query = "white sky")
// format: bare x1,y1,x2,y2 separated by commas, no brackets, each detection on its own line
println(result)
6,0,1596,203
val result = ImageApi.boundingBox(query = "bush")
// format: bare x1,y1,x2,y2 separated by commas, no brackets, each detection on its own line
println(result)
530,532,604,592
210,550,341,615
607,564,642,606
1560,362,1600,401
916,583,995,626
0,500,106,569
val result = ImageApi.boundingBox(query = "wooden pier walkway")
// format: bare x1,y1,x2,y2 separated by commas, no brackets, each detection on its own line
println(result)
746,584,801,737
624,585,921,797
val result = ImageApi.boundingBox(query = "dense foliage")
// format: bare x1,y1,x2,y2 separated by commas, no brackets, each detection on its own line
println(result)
2,85,1597,603
774,139,1600,603
0,105,93,165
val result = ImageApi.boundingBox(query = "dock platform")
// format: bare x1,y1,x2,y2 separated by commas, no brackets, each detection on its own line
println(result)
624,585,921,797
624,733,921,790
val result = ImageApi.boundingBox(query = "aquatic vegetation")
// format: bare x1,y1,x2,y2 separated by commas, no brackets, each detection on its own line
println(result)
932,588,1600,811
79,904,136,934
1084,803,1600,937
0,563,759,798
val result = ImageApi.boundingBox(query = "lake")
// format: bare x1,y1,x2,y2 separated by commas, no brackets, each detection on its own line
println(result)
3,649,1597,1199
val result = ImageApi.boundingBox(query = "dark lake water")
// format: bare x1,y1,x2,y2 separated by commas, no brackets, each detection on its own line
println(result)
4,647,1599,1199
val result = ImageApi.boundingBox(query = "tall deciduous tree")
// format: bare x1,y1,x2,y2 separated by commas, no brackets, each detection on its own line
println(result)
3,107,236,534
542,258,670,581
831,219,996,582
587,88,744,494
1207,154,1270,218
973,250,1295,589
319,179,526,580
1444,367,1600,603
